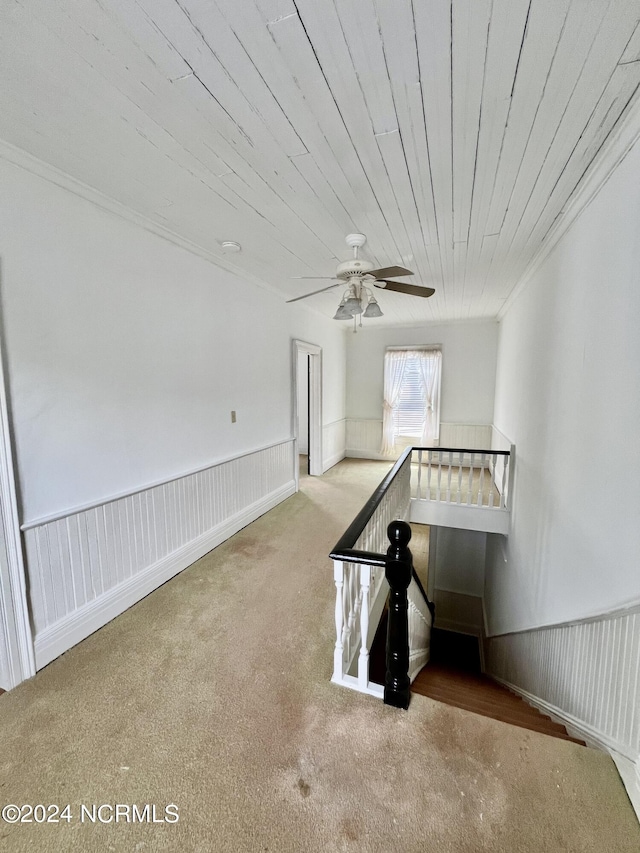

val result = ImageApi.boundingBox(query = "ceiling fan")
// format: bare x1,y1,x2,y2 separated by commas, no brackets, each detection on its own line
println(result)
287,233,434,329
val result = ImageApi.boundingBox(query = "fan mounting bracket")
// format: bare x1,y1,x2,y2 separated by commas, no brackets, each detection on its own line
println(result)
345,233,367,249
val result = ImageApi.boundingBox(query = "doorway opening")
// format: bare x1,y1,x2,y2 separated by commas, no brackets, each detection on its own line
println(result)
292,340,322,486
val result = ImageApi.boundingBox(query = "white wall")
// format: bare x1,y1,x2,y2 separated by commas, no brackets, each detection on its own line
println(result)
433,527,486,598
0,157,346,524
486,134,640,636
345,321,498,424
0,159,286,522
0,154,347,675
290,307,346,431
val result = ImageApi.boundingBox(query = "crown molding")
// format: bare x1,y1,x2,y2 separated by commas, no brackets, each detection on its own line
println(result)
498,87,640,320
0,138,280,297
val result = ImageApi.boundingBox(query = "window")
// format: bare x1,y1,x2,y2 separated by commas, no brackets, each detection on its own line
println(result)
381,347,442,455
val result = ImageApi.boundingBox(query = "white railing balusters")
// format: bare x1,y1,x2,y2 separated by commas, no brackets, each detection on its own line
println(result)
331,448,413,697
332,446,515,702
343,565,354,660
358,566,371,688
408,446,512,520
467,453,475,505
500,455,508,508
478,453,486,507
333,561,345,682
489,453,497,507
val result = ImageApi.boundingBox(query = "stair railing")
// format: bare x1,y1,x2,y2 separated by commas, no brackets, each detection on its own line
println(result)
412,446,513,508
330,448,433,702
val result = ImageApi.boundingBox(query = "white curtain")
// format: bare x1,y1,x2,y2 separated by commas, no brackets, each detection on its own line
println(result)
418,349,442,446
381,350,409,455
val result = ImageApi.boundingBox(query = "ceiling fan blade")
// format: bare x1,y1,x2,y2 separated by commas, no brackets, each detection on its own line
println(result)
374,281,435,298
291,276,337,280
367,265,414,279
286,282,343,303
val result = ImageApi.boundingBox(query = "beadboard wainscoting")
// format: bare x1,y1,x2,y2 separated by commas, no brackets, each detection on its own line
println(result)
346,420,493,460
346,418,384,459
23,439,296,670
441,423,492,450
486,604,640,817
322,419,346,472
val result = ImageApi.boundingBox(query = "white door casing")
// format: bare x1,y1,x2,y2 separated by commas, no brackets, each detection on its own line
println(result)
292,340,323,480
0,290,35,689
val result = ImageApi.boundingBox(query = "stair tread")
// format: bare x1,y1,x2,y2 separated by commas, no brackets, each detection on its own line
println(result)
416,694,580,740
413,685,569,731
416,686,558,717
371,627,583,744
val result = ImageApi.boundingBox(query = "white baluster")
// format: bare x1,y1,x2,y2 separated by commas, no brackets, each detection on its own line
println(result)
417,449,423,499
342,564,353,659
501,454,508,508
436,456,442,501
457,452,463,504
478,453,486,506
446,451,453,503
467,452,475,505
333,561,345,681
489,453,497,507
427,450,433,500
358,565,371,688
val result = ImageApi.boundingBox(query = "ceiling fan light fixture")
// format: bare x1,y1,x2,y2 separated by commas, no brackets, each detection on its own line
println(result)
344,295,363,315
363,299,383,318
333,298,352,320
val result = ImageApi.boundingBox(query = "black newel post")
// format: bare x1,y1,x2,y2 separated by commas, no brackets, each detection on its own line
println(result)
384,520,413,710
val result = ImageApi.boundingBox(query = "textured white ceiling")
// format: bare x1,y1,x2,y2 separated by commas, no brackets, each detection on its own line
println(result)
1,0,640,326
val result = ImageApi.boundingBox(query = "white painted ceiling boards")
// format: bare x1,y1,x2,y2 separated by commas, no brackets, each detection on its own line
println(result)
1,1,640,326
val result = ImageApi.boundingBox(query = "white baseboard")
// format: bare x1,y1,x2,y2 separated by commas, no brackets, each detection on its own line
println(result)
346,449,390,461
491,674,640,822
34,480,296,670
611,753,640,823
323,451,346,472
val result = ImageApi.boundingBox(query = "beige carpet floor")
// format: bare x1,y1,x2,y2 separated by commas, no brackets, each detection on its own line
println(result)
0,459,638,852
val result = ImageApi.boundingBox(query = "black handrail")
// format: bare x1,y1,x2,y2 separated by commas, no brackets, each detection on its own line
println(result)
330,446,413,560
414,446,510,456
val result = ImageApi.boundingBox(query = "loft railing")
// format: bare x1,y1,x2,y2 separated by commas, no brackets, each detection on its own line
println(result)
412,447,512,508
329,442,514,706
409,446,514,535
329,448,433,705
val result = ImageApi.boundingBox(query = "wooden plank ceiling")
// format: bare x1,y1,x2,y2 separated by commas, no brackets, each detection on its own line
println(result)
1,0,640,326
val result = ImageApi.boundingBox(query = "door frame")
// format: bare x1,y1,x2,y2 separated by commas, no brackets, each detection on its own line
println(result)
0,300,35,689
292,340,323,483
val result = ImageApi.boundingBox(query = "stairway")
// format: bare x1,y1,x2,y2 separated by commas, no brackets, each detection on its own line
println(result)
411,629,583,743
371,622,583,743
